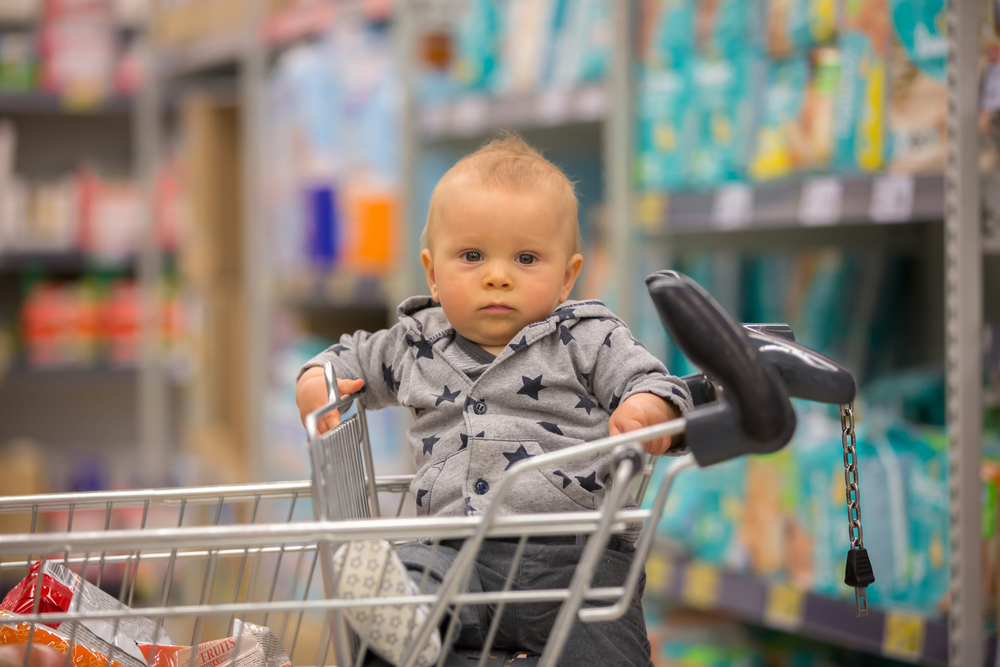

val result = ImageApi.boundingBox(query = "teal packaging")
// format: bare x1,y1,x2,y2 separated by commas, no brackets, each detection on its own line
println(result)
452,0,502,92
698,0,763,59
749,56,809,181
689,54,761,188
832,30,886,172
645,0,697,69
766,0,839,58
636,66,695,191
549,0,610,87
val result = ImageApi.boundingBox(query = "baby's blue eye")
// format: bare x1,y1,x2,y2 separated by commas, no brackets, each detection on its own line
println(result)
517,253,536,265
463,251,482,262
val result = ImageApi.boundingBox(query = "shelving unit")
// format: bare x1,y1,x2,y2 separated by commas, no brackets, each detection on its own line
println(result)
644,550,959,665
396,1,994,665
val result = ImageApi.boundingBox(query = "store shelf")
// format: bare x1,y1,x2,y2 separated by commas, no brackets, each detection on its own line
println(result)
0,93,134,115
418,84,608,141
0,363,138,389
276,272,390,311
643,174,946,235
156,31,246,79
644,551,956,665
0,251,151,274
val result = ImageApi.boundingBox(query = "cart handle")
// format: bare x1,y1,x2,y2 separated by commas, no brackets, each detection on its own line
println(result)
646,270,796,466
304,363,357,441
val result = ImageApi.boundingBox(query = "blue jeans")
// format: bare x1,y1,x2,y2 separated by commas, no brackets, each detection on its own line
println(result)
386,536,652,667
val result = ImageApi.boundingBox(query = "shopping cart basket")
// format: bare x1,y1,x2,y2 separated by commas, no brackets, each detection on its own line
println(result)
0,271,862,667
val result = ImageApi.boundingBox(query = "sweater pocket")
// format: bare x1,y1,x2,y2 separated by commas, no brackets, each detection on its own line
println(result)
466,438,599,513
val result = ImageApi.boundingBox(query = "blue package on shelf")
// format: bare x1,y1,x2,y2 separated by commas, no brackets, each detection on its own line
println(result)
645,0,697,70
307,184,339,267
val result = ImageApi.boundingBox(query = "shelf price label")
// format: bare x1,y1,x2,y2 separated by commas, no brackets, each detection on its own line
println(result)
883,611,925,661
452,97,490,135
645,554,672,593
870,175,915,223
799,177,843,226
712,184,753,230
536,89,571,125
765,583,805,630
682,562,720,610
575,86,607,121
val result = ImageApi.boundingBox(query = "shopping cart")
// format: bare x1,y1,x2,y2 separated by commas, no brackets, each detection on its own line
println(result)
0,271,864,667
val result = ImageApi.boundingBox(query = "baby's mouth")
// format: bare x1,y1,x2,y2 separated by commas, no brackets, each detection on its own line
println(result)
481,303,513,314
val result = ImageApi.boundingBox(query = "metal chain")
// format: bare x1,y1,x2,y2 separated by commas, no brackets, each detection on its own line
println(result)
840,402,864,550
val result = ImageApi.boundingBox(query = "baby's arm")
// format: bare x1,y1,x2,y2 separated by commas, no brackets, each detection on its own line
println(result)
295,324,408,434
590,325,694,455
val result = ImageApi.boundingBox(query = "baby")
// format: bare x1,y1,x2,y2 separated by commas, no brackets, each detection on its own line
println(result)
295,133,692,667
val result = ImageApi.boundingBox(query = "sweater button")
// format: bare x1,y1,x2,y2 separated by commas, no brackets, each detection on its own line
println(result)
474,479,489,495
474,401,487,415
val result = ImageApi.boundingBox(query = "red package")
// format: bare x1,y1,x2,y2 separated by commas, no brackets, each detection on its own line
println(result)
0,561,76,629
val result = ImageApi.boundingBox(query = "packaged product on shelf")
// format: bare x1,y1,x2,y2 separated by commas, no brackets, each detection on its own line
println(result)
886,0,948,173
765,0,838,59
76,170,145,261
548,0,610,87
830,0,888,172
37,19,115,104
688,54,762,187
637,66,696,191
0,32,40,93
642,0,697,70
22,178,78,252
103,279,138,366
451,0,502,92
495,0,560,95
697,0,762,59
980,0,1000,171
750,48,839,180
341,183,398,276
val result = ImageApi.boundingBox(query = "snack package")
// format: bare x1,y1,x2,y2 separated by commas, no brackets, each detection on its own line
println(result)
0,561,171,667
140,621,291,667
750,48,839,180
833,0,888,172
1,560,172,645
765,0,838,59
886,0,948,173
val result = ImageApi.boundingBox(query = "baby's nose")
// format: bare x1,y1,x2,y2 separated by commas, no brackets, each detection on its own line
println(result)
483,265,512,288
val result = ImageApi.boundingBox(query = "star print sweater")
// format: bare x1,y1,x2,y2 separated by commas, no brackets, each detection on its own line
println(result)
301,296,694,544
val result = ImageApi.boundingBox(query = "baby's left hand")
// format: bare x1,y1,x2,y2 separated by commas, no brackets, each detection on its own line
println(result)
609,393,681,456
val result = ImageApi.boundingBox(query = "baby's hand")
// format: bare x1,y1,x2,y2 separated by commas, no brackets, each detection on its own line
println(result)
608,393,681,456
295,367,365,435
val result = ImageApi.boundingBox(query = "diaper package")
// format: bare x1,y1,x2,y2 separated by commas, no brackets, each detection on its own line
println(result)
689,54,763,187
833,0,888,172
750,48,839,180
886,0,948,173
637,66,697,191
696,0,763,59
765,0,839,59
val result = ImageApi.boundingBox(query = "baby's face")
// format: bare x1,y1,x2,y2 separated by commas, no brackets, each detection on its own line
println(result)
421,184,583,354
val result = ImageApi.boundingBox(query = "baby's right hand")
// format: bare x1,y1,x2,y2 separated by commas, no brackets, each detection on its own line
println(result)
295,367,365,435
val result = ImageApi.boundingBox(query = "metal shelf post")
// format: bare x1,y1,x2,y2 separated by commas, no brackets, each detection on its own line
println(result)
945,0,985,662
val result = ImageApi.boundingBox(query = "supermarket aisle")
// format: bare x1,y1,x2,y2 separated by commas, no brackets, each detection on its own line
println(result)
0,0,997,665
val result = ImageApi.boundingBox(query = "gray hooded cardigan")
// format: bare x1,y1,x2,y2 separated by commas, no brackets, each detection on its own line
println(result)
302,296,693,543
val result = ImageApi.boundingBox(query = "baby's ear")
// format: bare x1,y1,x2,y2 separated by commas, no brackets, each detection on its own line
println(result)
560,253,584,302
421,249,438,300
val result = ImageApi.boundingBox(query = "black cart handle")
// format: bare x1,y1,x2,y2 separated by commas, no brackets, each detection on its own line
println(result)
646,270,797,466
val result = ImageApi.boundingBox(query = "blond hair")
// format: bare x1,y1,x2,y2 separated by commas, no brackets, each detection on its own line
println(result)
422,131,582,254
